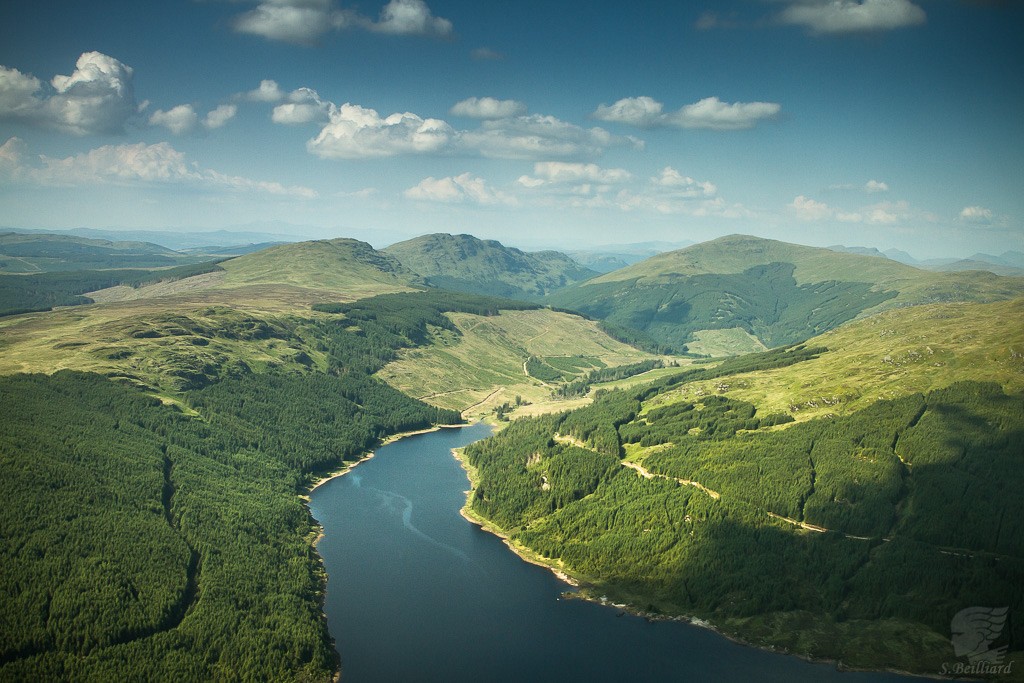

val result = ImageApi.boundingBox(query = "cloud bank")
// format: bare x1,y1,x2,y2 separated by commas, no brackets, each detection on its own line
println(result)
0,136,315,198
593,96,781,131
149,103,238,134
450,97,527,120
302,100,634,161
0,52,137,135
779,0,926,35
405,173,516,205
230,0,452,45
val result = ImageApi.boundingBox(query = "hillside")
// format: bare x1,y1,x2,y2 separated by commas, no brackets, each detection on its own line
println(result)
82,238,423,312
0,235,659,681
646,296,1024,422
459,296,1024,675
376,308,656,417
0,232,195,272
219,238,421,293
548,234,1024,355
919,258,1024,277
384,233,597,298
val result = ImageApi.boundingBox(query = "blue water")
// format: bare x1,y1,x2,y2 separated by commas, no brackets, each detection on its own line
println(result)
309,423,923,682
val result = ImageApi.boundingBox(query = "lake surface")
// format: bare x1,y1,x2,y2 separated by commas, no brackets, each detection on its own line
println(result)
309,423,923,683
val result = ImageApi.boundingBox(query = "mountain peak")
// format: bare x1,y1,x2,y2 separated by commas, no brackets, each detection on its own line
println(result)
384,233,596,298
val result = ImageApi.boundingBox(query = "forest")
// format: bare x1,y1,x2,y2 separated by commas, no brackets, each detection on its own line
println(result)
463,360,1024,672
547,262,898,349
0,290,529,680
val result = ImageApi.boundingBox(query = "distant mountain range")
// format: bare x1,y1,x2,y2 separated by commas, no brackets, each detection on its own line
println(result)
0,231,202,272
828,244,1024,276
5,230,1023,360
548,234,1024,354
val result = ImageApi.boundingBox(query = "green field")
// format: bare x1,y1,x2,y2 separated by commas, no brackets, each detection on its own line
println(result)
376,308,654,417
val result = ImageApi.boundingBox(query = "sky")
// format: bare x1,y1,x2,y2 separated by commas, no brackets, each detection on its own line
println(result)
0,0,1022,258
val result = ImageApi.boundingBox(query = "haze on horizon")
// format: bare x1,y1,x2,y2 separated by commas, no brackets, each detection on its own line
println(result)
1,0,1021,260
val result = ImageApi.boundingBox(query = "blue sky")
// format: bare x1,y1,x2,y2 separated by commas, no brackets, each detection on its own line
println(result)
1,0,1021,257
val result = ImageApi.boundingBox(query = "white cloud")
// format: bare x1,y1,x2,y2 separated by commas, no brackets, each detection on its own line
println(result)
521,161,632,186
369,0,452,37
273,102,326,124
233,0,354,45
0,66,43,118
450,97,527,120
246,79,286,102
471,47,504,61
612,191,749,218
150,103,237,134
670,97,781,131
513,162,728,217
829,180,890,193
0,136,316,198
789,194,921,224
790,195,834,221
608,169,726,215
205,104,237,129
592,96,664,128
695,11,742,30
0,136,26,176
593,96,780,131
516,176,545,189
460,115,636,160
405,172,515,205
305,100,633,161
960,205,994,224
0,52,138,135
272,87,334,124
229,0,451,44
337,187,378,199
651,167,717,197
779,0,926,35
307,103,455,159
149,104,200,135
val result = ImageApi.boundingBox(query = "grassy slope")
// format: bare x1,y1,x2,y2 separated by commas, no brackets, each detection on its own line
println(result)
591,234,924,285
645,297,1024,423
0,239,430,398
375,308,654,417
219,238,420,295
590,233,1023,313
0,303,327,400
0,238,655,413
685,327,767,357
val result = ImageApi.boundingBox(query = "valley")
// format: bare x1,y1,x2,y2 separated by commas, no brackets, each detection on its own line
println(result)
0,231,1021,681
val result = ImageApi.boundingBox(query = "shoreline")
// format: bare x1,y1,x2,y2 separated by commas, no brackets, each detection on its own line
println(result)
451,446,579,588
307,421,946,681
304,424,461,497
448,446,946,681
